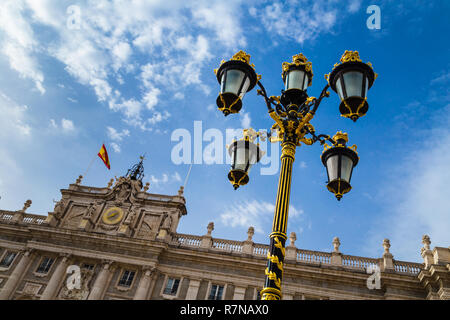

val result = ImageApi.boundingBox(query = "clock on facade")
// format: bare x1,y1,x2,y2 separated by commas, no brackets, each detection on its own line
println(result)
102,207,124,225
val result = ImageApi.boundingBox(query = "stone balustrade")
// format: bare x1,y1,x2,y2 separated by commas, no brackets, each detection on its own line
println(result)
0,210,46,225
0,212,428,277
297,249,332,264
172,224,425,276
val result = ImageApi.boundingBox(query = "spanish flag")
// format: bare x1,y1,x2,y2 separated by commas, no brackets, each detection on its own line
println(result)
98,144,110,170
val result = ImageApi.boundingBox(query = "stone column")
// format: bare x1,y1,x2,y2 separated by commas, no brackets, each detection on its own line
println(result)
0,249,34,300
87,260,113,300
185,279,201,300
133,266,156,300
40,254,71,300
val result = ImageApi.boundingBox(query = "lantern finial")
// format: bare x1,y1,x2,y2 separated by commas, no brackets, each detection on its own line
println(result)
340,50,362,63
332,131,349,144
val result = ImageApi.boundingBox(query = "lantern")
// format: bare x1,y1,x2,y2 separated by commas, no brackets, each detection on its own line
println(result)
327,50,377,122
215,51,258,116
321,132,359,200
227,134,264,190
281,53,313,106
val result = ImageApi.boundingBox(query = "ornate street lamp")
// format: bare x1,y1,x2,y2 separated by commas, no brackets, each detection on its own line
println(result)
321,132,359,200
213,50,376,300
214,51,259,116
227,129,264,190
327,50,377,122
281,53,313,106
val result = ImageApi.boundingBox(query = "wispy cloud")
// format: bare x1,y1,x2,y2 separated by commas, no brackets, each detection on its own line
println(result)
249,1,353,44
49,118,76,134
219,199,304,234
0,0,246,130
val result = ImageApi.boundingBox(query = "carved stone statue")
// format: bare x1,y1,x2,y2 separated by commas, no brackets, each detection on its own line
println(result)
289,232,297,247
117,183,131,202
382,238,391,254
206,222,214,236
83,203,97,219
421,234,431,254
161,212,172,231
247,226,255,241
124,206,138,225
53,199,67,219
332,237,341,253
19,200,32,213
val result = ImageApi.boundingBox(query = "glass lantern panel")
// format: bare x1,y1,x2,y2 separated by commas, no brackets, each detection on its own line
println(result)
222,69,246,96
285,70,306,91
326,155,339,182
340,155,354,182
336,77,344,100
364,75,369,98
239,76,251,98
232,144,250,172
343,71,363,97
303,74,309,90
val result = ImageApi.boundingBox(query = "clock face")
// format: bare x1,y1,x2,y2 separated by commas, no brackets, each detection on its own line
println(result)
102,207,124,225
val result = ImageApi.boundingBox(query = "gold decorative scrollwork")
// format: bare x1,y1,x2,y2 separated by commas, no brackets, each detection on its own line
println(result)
265,268,281,289
274,237,286,258
267,252,284,272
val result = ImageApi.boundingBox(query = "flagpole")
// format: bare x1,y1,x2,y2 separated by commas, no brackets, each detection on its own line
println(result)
83,141,105,179
183,163,193,189
83,153,97,178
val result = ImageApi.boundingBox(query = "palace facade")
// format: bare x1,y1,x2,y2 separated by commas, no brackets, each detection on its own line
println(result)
0,165,449,300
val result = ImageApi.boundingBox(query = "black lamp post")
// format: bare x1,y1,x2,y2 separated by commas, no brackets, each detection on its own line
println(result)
214,50,376,300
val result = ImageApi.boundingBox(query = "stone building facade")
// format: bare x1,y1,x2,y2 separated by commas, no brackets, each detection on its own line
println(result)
0,173,449,300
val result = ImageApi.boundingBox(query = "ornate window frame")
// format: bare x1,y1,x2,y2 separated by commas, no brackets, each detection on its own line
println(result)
160,274,184,300
206,281,227,300
115,267,138,292
0,250,18,271
33,256,56,278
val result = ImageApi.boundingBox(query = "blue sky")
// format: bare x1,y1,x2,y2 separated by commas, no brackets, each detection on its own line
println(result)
0,0,449,262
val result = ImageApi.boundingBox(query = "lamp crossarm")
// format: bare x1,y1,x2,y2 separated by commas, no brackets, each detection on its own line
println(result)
256,81,279,112
304,125,336,146
310,83,330,114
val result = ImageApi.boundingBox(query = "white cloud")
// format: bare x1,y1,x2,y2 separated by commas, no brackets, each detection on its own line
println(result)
0,0,246,130
0,91,32,137
148,111,171,125
0,1,45,94
367,104,450,261
107,126,130,142
110,142,121,153
61,118,75,132
250,1,352,44
347,0,362,13
149,171,183,186
219,199,303,234
240,112,251,128
48,118,76,134
106,126,130,153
